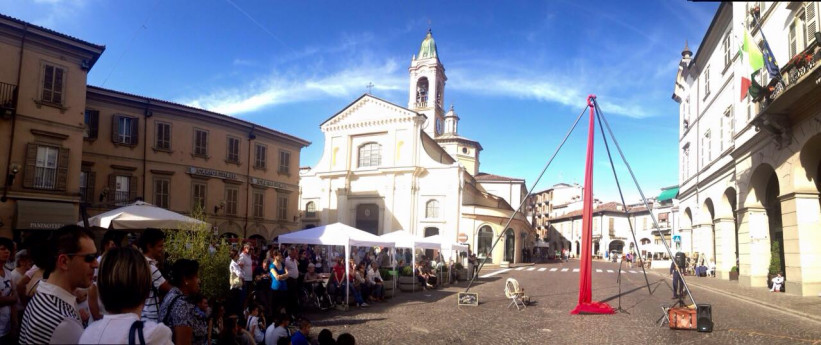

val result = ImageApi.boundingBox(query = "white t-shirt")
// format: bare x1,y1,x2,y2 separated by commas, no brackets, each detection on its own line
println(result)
239,252,253,282
247,315,264,343
0,267,12,337
79,312,173,344
284,257,299,279
10,269,25,312
264,324,290,345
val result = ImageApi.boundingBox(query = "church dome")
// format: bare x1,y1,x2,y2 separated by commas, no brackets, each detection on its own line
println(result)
417,30,438,60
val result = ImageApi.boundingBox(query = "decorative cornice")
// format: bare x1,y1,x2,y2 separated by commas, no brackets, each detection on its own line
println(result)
30,129,69,140
150,169,174,175
110,164,137,171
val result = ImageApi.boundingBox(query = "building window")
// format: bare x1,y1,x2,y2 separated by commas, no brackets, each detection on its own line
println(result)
41,63,65,105
722,34,731,69
724,107,733,150
194,129,208,156
305,201,316,218
155,122,171,150
477,226,493,258
703,66,710,97
79,170,95,203
253,190,264,218
154,178,170,209
33,146,59,189
192,182,207,212
84,110,99,139
702,130,711,166
278,150,290,174
277,194,288,220
227,136,240,163
425,200,439,218
255,144,267,169
225,186,238,215
112,115,138,145
358,143,381,168
114,176,131,206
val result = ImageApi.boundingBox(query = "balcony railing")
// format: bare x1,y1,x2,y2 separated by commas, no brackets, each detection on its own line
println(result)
0,82,17,114
757,41,821,107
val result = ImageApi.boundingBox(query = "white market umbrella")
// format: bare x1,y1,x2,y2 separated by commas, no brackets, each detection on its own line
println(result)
81,201,209,230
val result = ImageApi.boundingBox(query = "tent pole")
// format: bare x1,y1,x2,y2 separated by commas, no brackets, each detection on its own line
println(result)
345,243,350,308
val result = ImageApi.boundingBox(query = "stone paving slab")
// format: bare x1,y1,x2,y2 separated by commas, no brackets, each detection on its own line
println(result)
650,268,821,323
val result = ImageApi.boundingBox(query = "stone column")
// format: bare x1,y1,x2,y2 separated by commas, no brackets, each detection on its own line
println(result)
714,218,736,280
737,206,770,288
779,191,821,296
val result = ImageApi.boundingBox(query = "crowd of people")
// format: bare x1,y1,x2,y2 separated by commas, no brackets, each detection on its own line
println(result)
0,225,364,345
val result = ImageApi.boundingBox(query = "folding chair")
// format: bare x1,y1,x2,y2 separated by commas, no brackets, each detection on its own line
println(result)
505,278,526,310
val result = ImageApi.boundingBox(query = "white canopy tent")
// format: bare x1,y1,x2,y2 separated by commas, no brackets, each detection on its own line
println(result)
80,201,210,230
380,230,442,292
278,222,395,307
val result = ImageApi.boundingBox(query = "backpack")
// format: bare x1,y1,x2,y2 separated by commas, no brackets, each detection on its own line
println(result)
674,252,687,270
247,316,264,343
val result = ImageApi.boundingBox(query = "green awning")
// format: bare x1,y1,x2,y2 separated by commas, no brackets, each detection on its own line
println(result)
658,187,679,202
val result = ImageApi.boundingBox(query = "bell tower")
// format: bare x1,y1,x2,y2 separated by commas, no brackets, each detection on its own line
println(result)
408,29,447,138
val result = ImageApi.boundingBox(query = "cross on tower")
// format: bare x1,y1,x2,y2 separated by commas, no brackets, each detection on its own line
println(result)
366,82,374,95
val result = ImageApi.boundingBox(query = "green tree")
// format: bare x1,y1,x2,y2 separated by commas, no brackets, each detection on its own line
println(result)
768,239,782,276
163,208,231,299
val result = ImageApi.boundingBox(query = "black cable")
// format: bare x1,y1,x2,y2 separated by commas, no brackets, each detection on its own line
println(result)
594,105,653,295
464,104,590,293
593,99,697,307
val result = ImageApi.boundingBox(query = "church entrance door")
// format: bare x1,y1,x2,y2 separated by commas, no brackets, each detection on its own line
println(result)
355,204,379,235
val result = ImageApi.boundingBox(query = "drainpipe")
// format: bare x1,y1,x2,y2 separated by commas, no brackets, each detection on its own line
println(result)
2,24,27,203
142,100,151,201
244,126,255,238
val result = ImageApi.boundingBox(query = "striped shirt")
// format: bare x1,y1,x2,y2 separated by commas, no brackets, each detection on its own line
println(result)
142,256,166,322
19,281,83,345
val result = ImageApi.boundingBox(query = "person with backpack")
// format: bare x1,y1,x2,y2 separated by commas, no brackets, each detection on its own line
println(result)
79,247,172,344
159,259,207,345
139,229,171,323
246,304,265,344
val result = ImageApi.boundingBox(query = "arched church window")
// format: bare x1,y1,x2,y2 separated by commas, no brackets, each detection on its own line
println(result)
305,201,316,218
416,77,429,104
358,142,381,168
425,200,439,218
436,83,443,107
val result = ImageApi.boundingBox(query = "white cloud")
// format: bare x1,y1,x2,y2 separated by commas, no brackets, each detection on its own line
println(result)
181,59,405,115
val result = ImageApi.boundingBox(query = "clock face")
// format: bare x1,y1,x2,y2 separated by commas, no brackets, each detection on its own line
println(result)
435,118,444,135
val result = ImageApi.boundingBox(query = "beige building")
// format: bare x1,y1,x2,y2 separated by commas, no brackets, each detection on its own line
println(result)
0,14,309,241
673,2,821,296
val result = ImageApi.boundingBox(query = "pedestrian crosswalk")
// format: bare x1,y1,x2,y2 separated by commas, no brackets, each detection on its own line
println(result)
480,267,643,278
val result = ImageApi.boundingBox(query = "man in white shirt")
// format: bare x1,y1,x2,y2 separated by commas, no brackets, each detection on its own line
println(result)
139,229,171,322
20,226,99,345
264,318,290,345
284,248,300,316
238,243,253,305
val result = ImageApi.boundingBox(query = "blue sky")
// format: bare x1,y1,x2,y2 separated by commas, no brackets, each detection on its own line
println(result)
2,0,718,203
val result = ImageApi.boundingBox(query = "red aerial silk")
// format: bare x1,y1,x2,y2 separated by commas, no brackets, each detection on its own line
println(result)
571,96,615,315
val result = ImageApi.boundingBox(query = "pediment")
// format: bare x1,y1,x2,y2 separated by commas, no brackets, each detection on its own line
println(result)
321,94,423,132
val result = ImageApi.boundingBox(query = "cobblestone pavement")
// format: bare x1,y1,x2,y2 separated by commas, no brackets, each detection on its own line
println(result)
301,260,821,344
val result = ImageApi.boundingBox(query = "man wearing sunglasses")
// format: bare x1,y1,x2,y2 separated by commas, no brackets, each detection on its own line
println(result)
20,225,98,345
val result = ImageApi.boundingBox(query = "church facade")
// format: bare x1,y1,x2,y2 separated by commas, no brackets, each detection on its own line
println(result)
298,31,533,264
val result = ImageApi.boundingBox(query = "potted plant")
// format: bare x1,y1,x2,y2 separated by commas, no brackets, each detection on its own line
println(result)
397,265,420,292
729,266,739,281
379,267,395,297
767,240,784,291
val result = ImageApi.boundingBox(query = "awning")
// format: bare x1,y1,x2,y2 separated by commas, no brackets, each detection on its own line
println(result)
16,200,77,230
658,187,679,202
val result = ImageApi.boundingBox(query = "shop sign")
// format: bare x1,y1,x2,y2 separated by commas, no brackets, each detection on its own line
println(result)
187,167,239,180
250,177,295,190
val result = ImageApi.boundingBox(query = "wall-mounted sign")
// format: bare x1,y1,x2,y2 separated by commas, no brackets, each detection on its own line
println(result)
250,177,296,191
187,167,239,180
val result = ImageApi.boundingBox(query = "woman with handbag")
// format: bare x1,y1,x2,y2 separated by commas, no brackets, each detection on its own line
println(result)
228,250,244,316
79,247,173,344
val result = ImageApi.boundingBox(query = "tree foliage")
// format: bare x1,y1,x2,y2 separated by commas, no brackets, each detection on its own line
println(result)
163,209,231,299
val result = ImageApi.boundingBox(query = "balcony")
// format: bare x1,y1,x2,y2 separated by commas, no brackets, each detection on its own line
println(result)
0,82,17,117
753,39,821,148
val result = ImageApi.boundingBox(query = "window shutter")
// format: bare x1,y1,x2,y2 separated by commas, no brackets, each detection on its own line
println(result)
89,110,99,139
23,143,37,188
806,2,818,45
130,117,139,145
56,147,69,190
108,174,116,202
111,115,120,143
87,172,96,204
53,68,63,104
129,176,138,202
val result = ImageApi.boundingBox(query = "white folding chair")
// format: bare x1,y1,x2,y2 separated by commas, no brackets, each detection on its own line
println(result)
505,278,526,310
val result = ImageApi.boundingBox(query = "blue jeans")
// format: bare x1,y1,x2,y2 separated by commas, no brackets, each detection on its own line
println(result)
341,282,364,304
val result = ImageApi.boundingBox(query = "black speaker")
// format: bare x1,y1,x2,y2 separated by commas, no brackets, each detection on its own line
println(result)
697,304,713,332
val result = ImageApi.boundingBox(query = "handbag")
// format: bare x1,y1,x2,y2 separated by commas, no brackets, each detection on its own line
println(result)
129,320,146,345
230,271,242,289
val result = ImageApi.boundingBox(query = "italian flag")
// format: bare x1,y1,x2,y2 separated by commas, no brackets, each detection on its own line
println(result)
739,28,764,101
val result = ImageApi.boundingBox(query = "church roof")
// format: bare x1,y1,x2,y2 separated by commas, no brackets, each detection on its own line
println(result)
417,30,438,60
474,172,524,182
435,133,483,151
319,93,425,127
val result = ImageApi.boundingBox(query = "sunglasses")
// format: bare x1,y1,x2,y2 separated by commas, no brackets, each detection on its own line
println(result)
65,253,97,263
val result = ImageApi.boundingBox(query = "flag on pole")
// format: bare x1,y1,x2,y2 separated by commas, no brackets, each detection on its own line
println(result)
739,28,764,101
